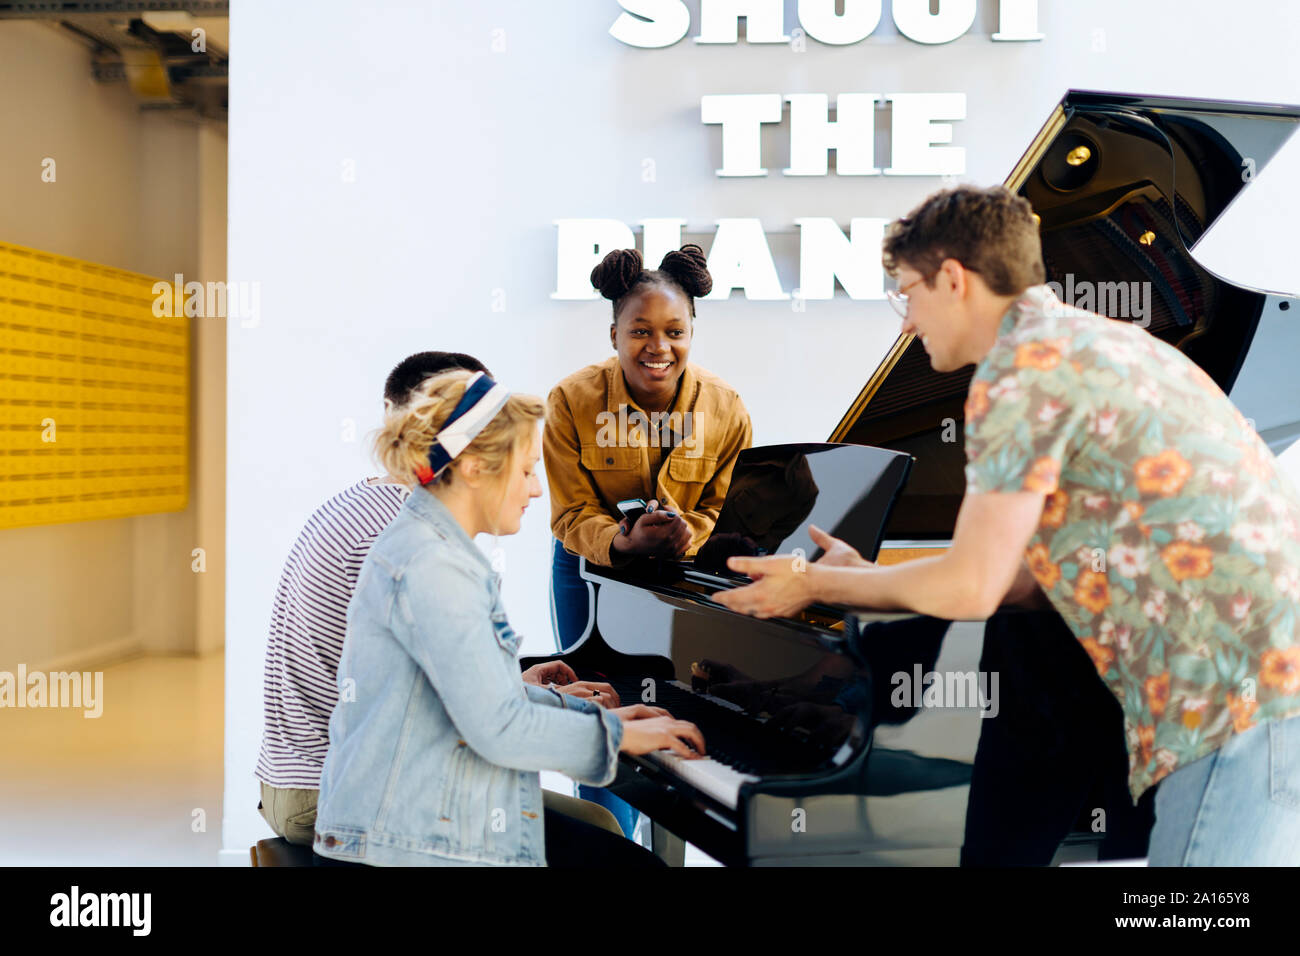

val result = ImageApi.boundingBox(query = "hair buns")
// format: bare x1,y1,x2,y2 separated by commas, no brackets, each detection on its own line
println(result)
590,248,644,301
658,243,712,298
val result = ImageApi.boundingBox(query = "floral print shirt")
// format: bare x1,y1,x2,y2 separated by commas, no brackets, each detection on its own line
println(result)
964,285,1300,802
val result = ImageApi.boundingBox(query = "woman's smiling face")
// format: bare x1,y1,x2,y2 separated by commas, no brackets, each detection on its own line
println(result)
610,284,693,410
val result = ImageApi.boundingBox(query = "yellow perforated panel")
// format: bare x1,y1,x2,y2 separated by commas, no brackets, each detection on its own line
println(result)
0,241,188,530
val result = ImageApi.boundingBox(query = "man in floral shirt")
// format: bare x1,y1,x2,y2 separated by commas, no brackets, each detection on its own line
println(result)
718,185,1300,865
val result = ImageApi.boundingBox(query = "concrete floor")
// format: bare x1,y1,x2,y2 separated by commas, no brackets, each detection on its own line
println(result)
0,653,225,867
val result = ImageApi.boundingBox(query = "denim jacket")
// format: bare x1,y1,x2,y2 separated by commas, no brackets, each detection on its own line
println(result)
313,486,624,866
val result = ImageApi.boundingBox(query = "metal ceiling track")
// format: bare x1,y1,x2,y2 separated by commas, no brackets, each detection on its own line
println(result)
0,1,229,121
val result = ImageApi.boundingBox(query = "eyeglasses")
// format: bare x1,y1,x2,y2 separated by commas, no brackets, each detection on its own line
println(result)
886,276,927,318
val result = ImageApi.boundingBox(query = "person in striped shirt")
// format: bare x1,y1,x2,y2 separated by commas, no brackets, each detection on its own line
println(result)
255,351,618,846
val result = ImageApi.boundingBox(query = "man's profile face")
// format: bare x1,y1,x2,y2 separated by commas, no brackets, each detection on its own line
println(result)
896,261,965,373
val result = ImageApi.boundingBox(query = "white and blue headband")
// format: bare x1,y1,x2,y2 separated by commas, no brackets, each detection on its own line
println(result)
414,371,511,485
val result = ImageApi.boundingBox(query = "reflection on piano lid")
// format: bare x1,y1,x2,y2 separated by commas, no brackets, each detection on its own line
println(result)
831,90,1300,541
692,442,912,572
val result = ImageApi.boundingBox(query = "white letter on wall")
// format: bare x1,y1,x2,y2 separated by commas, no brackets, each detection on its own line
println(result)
610,0,691,48
696,0,789,43
886,93,966,176
701,93,783,176
795,218,887,300
784,93,880,176
796,0,882,45
640,219,686,269
705,219,788,300
552,219,637,299
993,0,1044,41
891,0,976,44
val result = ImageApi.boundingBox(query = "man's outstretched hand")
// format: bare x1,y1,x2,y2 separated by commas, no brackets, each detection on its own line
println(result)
714,525,871,618
808,525,873,568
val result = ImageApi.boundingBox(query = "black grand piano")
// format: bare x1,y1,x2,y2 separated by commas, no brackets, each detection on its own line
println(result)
527,91,1300,866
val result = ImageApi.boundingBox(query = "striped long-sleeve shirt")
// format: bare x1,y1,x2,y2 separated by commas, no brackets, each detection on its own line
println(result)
255,478,409,789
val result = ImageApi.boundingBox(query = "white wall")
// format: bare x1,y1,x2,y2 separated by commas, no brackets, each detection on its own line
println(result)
0,21,226,670
223,0,1300,857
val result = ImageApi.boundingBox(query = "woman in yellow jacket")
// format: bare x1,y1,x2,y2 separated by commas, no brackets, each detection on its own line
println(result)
546,243,752,641
544,243,752,837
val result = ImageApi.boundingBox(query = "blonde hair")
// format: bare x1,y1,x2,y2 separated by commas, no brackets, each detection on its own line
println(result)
374,369,544,487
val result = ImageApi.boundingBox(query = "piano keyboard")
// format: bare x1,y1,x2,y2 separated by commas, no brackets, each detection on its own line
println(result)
644,750,759,810
584,672,838,809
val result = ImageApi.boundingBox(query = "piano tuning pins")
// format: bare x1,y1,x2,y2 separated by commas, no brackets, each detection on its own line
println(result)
1066,145,1092,166
1138,231,1156,246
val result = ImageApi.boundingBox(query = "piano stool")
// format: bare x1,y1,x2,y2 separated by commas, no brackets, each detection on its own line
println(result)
541,788,624,835
249,837,315,867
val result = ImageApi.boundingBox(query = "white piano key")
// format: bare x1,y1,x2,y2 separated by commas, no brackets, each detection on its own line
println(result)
644,750,759,810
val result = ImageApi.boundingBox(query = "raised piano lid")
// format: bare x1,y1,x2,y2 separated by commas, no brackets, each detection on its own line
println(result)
829,90,1300,541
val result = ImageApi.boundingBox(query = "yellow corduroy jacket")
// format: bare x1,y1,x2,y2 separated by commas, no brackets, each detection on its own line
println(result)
544,356,752,567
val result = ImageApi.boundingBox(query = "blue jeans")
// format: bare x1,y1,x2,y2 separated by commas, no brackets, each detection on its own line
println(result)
550,539,641,841
549,538,595,651
1148,712,1300,865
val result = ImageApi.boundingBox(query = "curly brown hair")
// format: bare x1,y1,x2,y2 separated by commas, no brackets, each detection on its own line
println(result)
590,243,713,320
881,185,1045,295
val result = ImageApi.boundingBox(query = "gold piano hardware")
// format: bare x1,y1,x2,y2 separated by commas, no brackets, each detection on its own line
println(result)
828,332,913,442
1003,105,1067,192
797,612,846,631
1065,145,1092,166
1138,230,1156,245
875,547,947,566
